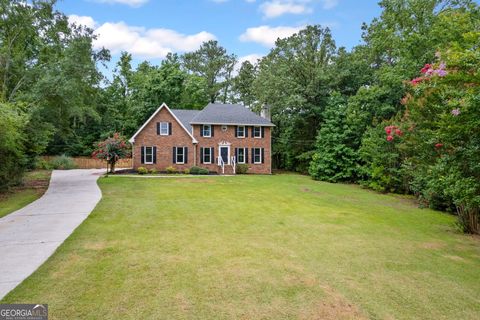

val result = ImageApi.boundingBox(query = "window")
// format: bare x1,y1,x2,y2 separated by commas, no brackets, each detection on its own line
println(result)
203,147,212,164
144,146,154,164
202,125,211,137
237,126,245,138
176,147,185,164
237,148,246,164
253,126,262,138
160,122,169,135
253,148,262,164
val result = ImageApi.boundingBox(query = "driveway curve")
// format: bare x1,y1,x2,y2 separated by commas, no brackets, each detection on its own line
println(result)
0,169,104,299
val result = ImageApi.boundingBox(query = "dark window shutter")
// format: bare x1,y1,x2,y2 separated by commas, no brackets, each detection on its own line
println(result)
172,147,177,164
261,148,264,163
245,148,248,164
169,122,172,135
234,148,238,162
211,125,214,137
245,126,248,137
211,147,215,163
251,148,255,163
261,127,265,138
156,123,160,135
200,125,203,137
234,126,238,137
200,147,204,164
185,147,188,164
252,127,255,137
141,146,145,164
153,146,157,164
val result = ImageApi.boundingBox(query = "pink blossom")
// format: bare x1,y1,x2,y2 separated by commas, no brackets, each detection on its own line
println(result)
387,135,394,142
451,108,461,116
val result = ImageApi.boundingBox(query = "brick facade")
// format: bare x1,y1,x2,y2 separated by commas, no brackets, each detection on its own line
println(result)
131,105,272,174
193,124,271,174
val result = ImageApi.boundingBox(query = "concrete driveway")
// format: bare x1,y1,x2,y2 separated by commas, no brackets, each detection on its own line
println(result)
0,169,104,300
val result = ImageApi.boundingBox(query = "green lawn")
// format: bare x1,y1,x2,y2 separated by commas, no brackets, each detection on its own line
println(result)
2,174,479,319
0,170,51,218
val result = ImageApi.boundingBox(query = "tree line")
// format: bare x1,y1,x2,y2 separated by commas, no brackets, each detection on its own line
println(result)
1,0,479,232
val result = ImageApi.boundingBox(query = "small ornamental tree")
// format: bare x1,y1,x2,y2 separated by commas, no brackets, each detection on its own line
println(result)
92,133,131,173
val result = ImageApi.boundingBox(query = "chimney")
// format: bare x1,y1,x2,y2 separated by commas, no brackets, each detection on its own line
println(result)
260,104,271,121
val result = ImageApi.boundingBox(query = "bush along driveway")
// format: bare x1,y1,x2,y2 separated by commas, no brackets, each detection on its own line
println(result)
0,169,104,299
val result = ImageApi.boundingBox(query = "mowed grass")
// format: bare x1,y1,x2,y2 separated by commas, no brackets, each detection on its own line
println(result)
2,174,479,319
0,170,51,218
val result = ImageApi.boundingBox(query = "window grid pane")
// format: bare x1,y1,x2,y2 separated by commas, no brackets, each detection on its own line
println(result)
160,122,169,135
204,148,211,163
145,147,153,163
176,147,184,163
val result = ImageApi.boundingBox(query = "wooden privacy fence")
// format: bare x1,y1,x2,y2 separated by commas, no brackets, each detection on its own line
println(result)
42,156,132,169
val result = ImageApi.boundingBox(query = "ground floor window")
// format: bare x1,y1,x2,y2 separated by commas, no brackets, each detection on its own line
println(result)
173,147,188,164
253,148,262,164
141,146,157,164
237,148,246,164
144,146,154,164
203,147,212,164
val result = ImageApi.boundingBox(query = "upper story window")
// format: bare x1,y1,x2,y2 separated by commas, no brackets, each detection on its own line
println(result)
202,125,212,137
159,122,169,135
237,126,246,138
253,126,262,138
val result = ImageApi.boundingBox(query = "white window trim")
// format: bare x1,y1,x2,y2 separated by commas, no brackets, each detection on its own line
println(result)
253,148,262,164
203,148,212,164
237,126,245,138
176,147,185,164
160,122,169,136
253,126,262,138
203,124,212,137
144,146,154,164
237,148,246,164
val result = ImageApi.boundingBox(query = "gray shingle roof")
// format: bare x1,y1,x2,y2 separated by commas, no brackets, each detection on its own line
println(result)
189,103,274,126
170,109,200,133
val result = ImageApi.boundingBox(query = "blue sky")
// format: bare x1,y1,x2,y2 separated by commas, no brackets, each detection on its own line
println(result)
61,0,383,69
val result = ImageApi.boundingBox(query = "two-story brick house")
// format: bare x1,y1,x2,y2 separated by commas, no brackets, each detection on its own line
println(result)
129,103,274,174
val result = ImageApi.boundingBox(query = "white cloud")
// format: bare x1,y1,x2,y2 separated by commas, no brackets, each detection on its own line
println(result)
68,15,97,29
321,0,339,9
68,15,216,59
239,53,263,65
260,0,312,19
92,0,149,7
239,25,302,47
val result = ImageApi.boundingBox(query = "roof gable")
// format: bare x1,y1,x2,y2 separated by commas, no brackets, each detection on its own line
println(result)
129,103,198,143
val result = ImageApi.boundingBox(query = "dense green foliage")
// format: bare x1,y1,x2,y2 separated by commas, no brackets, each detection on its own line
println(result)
1,0,479,232
0,103,27,190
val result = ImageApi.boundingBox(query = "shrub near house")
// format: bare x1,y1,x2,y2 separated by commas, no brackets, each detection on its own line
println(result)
129,103,274,175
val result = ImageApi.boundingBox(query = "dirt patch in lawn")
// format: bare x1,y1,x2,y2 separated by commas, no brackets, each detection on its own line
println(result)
300,285,367,320
420,241,446,250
